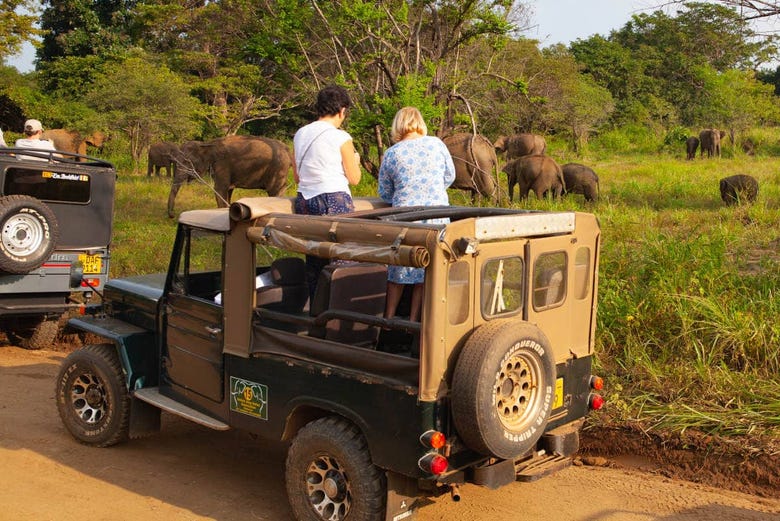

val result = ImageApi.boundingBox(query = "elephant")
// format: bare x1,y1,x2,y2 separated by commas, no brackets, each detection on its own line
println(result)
699,129,722,158
442,132,498,202
494,133,546,160
561,163,599,202
84,131,107,151
742,138,755,156
503,155,564,202
719,174,758,206
147,141,180,177
41,129,106,160
685,136,699,160
168,135,292,218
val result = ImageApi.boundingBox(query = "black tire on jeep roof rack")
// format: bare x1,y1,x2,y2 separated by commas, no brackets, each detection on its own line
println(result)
0,195,59,274
451,320,556,460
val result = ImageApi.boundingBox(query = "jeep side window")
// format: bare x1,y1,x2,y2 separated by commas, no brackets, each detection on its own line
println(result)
573,247,591,300
481,256,524,318
532,252,567,310
4,167,91,203
172,227,224,301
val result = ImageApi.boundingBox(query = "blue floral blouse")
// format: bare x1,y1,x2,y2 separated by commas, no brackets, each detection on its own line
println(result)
378,135,455,284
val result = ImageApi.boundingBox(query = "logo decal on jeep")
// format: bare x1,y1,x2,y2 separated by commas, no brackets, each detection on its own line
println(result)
229,377,268,420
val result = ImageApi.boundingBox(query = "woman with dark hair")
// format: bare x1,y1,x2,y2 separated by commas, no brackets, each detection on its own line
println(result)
293,85,362,291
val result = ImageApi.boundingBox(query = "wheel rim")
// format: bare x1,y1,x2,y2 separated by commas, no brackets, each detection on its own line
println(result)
495,351,544,431
69,371,108,425
2,212,44,257
305,455,351,520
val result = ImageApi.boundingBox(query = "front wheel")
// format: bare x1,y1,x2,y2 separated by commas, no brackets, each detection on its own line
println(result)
286,417,386,521
55,344,130,447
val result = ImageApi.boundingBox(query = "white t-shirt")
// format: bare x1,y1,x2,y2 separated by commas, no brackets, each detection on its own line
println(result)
14,138,58,161
293,120,353,199
0,129,6,147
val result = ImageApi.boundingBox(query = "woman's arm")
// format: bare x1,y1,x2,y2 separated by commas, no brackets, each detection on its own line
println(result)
291,151,300,184
340,139,362,185
377,155,394,203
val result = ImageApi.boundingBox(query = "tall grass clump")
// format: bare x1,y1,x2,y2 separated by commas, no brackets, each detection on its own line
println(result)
594,150,780,438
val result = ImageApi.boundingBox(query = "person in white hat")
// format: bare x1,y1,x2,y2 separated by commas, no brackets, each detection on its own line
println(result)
14,119,58,160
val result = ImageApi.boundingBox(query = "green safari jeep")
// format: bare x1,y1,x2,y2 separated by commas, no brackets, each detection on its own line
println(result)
55,196,604,521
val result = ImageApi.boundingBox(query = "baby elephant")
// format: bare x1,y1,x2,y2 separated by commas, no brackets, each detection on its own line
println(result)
503,155,564,202
719,174,758,206
562,163,599,202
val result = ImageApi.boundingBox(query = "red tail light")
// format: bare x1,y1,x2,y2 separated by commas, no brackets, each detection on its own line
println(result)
420,430,446,450
418,453,448,475
589,393,605,410
81,278,101,288
590,375,604,390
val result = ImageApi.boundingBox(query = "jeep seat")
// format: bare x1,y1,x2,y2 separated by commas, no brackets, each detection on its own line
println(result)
256,257,309,313
309,263,387,347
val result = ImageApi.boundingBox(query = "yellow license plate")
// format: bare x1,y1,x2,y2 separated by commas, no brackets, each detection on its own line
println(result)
553,377,564,409
79,254,102,274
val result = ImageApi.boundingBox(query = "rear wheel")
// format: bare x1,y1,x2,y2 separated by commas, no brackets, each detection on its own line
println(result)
55,344,130,447
3,314,61,350
286,417,386,521
0,195,59,273
451,320,556,459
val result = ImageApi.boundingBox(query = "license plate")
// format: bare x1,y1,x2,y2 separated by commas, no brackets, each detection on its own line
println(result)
79,254,102,274
553,377,564,409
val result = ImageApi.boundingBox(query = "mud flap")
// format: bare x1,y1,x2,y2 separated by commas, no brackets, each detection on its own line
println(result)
385,471,419,521
128,397,161,439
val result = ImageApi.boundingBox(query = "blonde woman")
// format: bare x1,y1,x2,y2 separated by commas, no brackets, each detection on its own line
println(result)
378,107,455,321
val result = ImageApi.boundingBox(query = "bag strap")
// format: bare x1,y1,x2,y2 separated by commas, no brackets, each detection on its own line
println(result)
296,127,336,173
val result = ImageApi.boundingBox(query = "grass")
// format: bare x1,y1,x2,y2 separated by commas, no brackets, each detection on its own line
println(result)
108,135,780,442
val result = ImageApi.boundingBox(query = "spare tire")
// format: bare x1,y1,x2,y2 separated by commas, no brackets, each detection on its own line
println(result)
451,320,555,460
0,195,59,273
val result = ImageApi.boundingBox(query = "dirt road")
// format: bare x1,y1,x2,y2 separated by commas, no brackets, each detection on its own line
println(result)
1,345,778,521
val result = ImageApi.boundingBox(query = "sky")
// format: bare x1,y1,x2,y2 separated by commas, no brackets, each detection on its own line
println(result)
529,0,653,47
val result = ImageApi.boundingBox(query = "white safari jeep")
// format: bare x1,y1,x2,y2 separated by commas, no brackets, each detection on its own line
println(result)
56,197,604,521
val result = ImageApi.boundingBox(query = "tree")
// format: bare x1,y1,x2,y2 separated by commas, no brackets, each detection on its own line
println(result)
242,0,529,174
571,2,776,127
692,66,780,142
37,0,137,96
39,0,134,61
669,1,780,20
0,0,39,62
86,54,201,171
134,0,295,137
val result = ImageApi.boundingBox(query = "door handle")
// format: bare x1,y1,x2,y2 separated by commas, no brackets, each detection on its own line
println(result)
205,325,222,336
